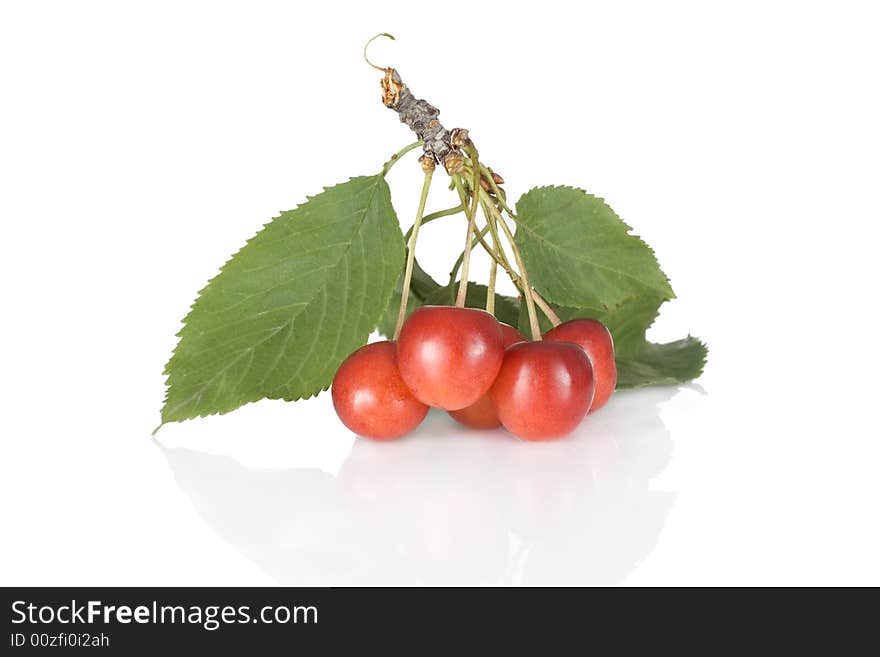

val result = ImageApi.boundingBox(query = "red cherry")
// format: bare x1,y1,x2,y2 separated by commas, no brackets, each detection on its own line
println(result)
490,341,594,441
449,323,526,429
397,306,504,410
498,322,528,346
332,341,428,440
545,319,617,411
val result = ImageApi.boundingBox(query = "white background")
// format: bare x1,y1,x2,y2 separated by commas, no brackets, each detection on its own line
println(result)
2,1,878,586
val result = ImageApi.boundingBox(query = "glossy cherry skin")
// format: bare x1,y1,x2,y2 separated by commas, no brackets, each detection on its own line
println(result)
332,341,429,440
490,341,595,441
498,322,528,348
397,306,504,410
448,323,526,429
544,319,616,412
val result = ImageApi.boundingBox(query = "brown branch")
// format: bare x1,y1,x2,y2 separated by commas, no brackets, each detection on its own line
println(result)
381,68,462,173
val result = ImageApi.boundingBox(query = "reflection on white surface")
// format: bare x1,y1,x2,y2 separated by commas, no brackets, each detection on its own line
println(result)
160,387,682,585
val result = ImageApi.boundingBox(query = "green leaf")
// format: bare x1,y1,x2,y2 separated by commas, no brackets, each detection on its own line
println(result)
160,175,404,424
595,295,665,355
602,295,707,387
511,185,704,386
514,186,675,309
616,337,708,388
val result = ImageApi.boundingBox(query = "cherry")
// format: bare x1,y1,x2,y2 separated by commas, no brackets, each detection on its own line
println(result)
498,322,528,347
447,394,498,430
490,341,594,441
544,318,617,412
396,306,504,410
448,323,526,429
332,341,428,440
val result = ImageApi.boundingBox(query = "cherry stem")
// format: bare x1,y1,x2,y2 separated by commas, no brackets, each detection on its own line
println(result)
486,258,498,315
473,172,561,326
403,204,464,241
478,163,516,217
393,167,434,339
478,197,511,272
381,141,423,177
444,159,559,331
448,223,491,300
478,201,561,327
480,189,541,340
446,195,561,328
454,155,482,308
529,288,561,327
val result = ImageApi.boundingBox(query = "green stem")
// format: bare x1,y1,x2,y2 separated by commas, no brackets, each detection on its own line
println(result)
454,154,482,308
480,189,541,340
403,204,464,241
472,199,556,324
394,167,434,339
531,290,561,327
446,204,561,327
472,196,561,328
448,223,491,297
449,164,491,303
381,141,423,177
446,163,559,328
478,196,513,273
479,163,516,217
486,259,497,315
481,246,561,327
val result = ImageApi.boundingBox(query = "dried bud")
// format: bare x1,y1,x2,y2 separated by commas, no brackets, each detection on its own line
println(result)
419,154,436,173
444,152,464,175
450,128,470,148
381,68,404,108
479,176,491,192
491,171,505,185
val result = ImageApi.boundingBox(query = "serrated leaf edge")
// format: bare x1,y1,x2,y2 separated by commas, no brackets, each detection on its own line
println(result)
158,175,398,427
514,184,676,303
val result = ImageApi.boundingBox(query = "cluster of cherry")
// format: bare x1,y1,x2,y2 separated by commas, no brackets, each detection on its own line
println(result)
332,306,616,441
